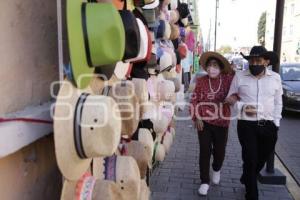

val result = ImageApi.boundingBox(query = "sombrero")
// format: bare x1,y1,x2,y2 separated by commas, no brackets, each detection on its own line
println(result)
62,155,141,200
200,51,231,74
67,1,125,89
54,80,122,181
241,46,279,65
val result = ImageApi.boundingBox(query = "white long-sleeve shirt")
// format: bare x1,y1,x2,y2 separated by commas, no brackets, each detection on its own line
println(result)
227,69,283,126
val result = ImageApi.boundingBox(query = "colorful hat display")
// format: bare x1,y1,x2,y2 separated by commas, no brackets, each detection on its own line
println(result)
131,78,149,105
54,80,122,180
157,51,173,72
67,1,125,89
119,9,141,60
157,79,175,101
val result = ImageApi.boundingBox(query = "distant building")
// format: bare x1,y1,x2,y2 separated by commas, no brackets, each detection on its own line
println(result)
265,0,300,63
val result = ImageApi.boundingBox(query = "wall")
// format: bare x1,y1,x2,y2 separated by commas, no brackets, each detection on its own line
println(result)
0,0,58,115
0,135,62,200
0,0,61,198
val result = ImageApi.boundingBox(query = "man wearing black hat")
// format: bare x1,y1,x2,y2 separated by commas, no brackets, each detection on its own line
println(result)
225,46,283,200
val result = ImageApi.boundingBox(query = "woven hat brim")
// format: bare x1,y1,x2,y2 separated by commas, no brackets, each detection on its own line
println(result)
200,51,231,74
54,81,92,181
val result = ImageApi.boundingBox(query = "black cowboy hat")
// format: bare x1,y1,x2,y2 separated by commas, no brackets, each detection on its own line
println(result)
241,46,279,65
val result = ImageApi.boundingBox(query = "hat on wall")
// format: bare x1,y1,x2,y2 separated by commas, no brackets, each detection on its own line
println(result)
89,77,140,137
112,0,124,10
157,79,175,101
126,18,149,63
157,51,173,73
241,45,279,65
169,10,180,24
61,155,141,200
67,1,125,89
177,2,190,18
200,51,231,74
164,21,172,40
153,141,166,162
114,61,132,80
54,80,122,181
131,78,149,105
119,9,141,60
169,0,178,10
143,0,159,9
124,141,152,178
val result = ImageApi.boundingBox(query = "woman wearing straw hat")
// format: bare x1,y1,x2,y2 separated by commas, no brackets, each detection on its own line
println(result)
190,51,237,195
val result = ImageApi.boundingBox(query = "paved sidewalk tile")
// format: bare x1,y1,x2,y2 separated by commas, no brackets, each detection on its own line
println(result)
150,107,294,200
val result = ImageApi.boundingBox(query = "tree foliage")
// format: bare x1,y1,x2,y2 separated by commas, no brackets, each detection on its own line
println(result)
257,12,266,46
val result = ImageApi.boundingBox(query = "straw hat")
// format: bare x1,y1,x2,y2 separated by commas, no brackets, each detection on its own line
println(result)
62,155,141,200
170,24,180,40
199,51,231,74
139,179,150,200
67,1,125,89
169,10,180,24
161,131,173,154
125,141,152,178
142,106,169,134
131,127,155,168
157,79,175,101
153,141,166,162
89,76,140,137
131,78,149,105
54,80,122,181
166,77,180,92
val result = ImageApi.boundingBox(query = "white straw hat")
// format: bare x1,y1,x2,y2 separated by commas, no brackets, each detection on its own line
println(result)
54,80,122,181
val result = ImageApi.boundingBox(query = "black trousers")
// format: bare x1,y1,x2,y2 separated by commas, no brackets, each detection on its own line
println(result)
237,120,278,200
197,122,228,184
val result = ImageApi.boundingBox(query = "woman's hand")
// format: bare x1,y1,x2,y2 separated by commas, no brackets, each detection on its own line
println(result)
195,119,204,131
224,94,239,105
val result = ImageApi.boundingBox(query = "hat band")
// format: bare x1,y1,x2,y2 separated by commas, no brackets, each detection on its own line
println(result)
104,155,117,181
81,3,93,68
74,93,90,159
101,86,112,96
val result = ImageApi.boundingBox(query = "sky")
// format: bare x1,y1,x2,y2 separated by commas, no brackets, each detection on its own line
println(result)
197,0,276,50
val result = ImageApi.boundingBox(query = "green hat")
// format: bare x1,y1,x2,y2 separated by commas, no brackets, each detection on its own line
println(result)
67,1,125,89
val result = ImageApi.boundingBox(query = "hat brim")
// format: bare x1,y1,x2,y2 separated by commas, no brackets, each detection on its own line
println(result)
54,81,93,181
241,51,279,65
200,51,231,74
143,0,159,9
67,0,94,89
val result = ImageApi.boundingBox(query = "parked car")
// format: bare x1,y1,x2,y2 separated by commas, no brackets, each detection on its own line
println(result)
280,63,300,112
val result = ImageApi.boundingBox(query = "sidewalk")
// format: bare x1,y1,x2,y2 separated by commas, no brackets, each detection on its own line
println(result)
150,107,294,200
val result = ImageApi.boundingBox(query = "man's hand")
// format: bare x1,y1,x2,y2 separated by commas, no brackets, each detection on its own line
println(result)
243,105,257,117
195,119,204,131
225,94,239,105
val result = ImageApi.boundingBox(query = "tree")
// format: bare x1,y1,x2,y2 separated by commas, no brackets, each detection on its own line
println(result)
217,45,232,55
257,12,266,46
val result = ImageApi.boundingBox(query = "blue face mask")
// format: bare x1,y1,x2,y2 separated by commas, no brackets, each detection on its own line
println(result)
249,65,265,76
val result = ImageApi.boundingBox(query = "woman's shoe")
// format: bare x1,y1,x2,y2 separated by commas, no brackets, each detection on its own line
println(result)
212,170,221,185
198,184,210,196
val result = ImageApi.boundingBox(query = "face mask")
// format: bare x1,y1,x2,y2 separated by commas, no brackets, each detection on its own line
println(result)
249,65,265,76
207,67,221,78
